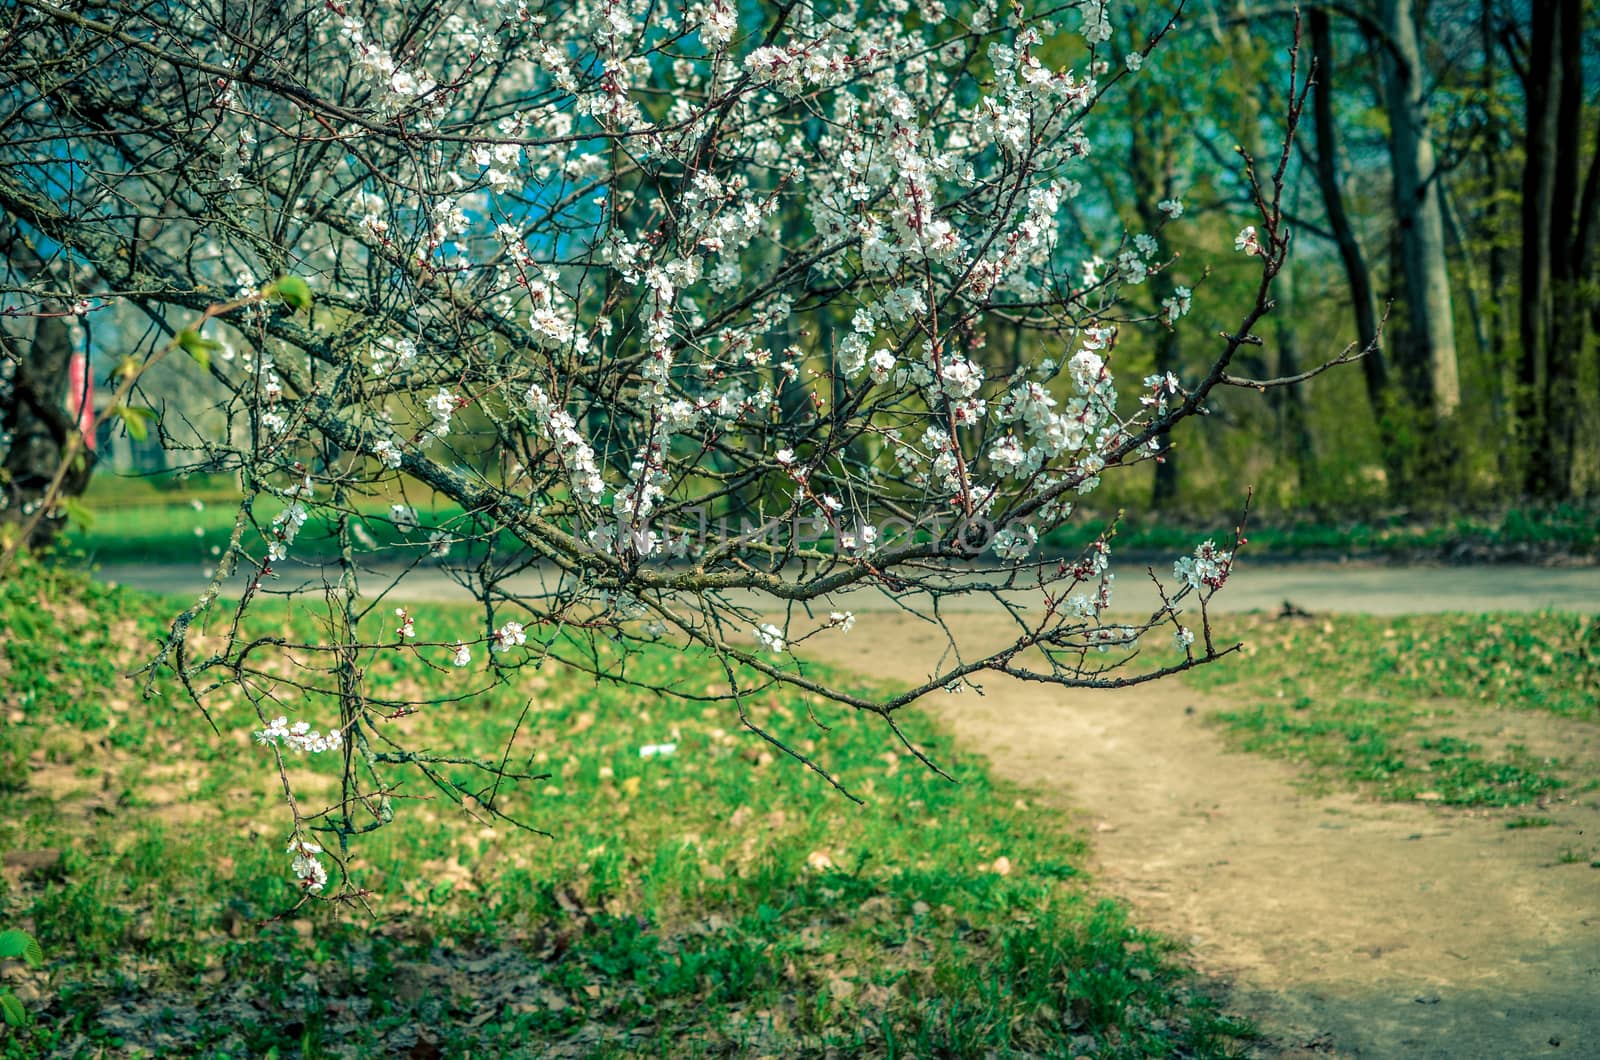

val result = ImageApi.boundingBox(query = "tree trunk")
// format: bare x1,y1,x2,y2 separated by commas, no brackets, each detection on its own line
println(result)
0,221,96,551
1377,0,1461,420
1310,7,1385,410
1541,0,1585,498
1518,0,1559,496
1310,5,1408,495
1,317,94,550
1479,0,1513,476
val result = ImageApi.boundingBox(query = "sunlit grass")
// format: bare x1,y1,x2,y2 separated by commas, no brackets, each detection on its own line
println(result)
0,558,1252,1057
1187,612,1598,806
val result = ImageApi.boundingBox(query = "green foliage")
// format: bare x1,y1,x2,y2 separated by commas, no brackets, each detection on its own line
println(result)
176,329,221,373
1187,613,1597,806
110,404,158,442
0,932,44,967
266,275,313,311
0,929,44,1030
1044,504,1600,561
0,558,1252,1057
59,497,94,533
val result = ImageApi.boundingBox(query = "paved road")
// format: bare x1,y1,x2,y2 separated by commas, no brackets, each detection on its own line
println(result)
96,559,1600,614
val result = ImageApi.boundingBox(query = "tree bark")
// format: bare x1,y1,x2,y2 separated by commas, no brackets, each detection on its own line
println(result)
1,318,94,549
1479,0,1514,471
1540,0,1585,498
1377,0,1461,419
1310,7,1385,409
1518,0,1559,496
1310,6,1409,493
0,220,96,550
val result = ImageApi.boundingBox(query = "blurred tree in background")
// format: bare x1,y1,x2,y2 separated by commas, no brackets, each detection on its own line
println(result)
3,0,1595,528
1055,0,1598,516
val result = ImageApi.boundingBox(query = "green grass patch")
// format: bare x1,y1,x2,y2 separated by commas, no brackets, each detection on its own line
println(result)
67,473,1600,565
1185,612,1599,807
58,496,492,566
1044,503,1600,560
0,557,1252,1057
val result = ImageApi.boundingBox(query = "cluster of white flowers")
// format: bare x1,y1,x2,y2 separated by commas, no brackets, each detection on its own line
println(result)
286,0,1171,583
267,502,307,563
217,126,255,191
369,336,419,375
1080,0,1113,44
372,437,403,469
829,611,856,634
492,620,527,652
1142,371,1184,416
754,623,786,653
744,39,855,98
287,837,329,893
1174,540,1235,592
991,523,1038,561
423,388,456,440
255,716,344,754
838,523,879,552
524,384,606,505
1087,624,1140,653
337,13,437,109
1162,285,1193,325
688,0,737,48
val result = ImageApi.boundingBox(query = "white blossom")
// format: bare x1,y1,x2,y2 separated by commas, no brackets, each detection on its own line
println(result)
754,623,786,653
254,716,344,754
493,620,527,652
287,837,329,893
1174,540,1234,592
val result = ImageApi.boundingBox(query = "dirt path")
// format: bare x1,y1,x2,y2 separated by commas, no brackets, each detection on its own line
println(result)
96,560,1600,614
810,613,1600,1059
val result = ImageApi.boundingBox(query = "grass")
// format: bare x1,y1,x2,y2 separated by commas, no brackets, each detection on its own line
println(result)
1043,503,1600,560
0,557,1253,1058
60,488,480,567
1185,612,1600,807
62,471,1600,565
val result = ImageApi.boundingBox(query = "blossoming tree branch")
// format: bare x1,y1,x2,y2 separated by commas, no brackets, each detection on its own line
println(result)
0,0,1350,903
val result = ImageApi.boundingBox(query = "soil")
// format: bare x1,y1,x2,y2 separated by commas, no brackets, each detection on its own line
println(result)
810,612,1600,1060
95,561,1600,615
